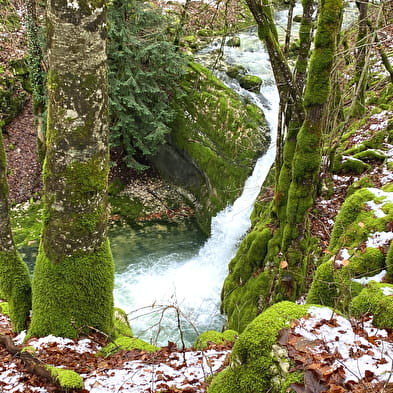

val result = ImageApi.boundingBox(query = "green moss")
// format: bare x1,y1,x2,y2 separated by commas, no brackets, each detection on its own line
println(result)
109,195,144,223
308,187,393,311
333,155,371,174
194,329,238,350
0,301,10,315
108,178,125,196
20,345,36,355
208,302,308,393
100,335,159,357
306,260,336,306
27,240,114,338
0,251,31,332
351,282,393,329
113,307,133,337
238,75,262,92
353,149,386,162
171,63,269,233
346,176,374,197
45,365,84,389
195,331,225,349
329,188,376,250
222,329,238,342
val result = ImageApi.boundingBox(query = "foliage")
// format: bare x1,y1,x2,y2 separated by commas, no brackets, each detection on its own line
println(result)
208,302,307,393
107,0,187,171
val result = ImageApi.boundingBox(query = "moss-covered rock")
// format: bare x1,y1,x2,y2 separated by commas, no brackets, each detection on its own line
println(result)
351,282,393,330
194,329,238,349
99,335,159,357
153,63,270,233
238,75,262,92
226,36,241,47
226,65,246,79
333,155,371,174
307,186,393,311
208,302,308,393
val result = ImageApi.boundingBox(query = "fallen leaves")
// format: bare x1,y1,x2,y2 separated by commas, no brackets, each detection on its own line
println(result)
281,310,393,393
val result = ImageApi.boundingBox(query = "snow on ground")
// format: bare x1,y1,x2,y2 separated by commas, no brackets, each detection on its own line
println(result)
83,349,229,393
0,312,230,393
295,306,393,384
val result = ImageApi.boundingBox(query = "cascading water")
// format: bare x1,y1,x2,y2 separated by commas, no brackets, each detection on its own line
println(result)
112,7,309,346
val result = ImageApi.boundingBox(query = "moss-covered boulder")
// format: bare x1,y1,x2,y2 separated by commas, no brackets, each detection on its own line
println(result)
226,65,246,79
194,329,238,349
226,36,241,47
238,75,262,92
351,282,393,330
307,186,393,311
208,302,307,393
152,63,270,233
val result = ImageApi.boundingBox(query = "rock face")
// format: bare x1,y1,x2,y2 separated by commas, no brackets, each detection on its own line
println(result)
151,63,270,233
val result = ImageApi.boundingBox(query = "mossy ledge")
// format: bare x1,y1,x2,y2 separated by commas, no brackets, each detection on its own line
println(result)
152,62,270,234
208,302,308,393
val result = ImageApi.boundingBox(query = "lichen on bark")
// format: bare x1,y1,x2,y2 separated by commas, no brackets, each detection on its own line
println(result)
29,0,114,338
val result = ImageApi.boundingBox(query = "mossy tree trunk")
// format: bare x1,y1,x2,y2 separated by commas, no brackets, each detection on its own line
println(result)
221,0,343,331
350,0,369,118
26,0,47,164
0,129,32,332
28,0,114,338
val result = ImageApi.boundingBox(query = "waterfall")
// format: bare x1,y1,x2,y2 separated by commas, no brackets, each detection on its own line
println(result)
112,9,308,346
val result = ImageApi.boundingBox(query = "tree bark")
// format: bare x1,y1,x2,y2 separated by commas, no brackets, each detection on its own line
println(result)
28,0,114,338
0,334,83,389
279,0,343,298
0,129,31,332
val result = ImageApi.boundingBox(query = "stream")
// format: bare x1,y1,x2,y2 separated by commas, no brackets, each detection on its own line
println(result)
111,9,298,346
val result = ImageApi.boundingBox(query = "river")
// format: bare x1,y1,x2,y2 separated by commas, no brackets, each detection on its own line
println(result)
110,8,300,346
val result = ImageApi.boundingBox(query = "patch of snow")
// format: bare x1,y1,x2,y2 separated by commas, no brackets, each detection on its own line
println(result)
365,188,393,218
352,270,387,285
27,335,101,354
381,286,393,296
366,232,393,248
83,349,229,393
295,306,393,383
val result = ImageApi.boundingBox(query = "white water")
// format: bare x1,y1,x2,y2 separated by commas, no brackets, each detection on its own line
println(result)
112,10,301,347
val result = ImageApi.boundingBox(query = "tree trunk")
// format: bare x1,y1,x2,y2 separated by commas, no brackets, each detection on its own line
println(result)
28,0,114,338
220,0,344,331
26,0,47,164
278,0,343,298
0,130,32,332
350,0,369,118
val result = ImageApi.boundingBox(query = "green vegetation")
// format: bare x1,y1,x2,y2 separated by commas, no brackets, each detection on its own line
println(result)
208,302,307,393
351,282,393,329
28,240,114,338
108,0,187,171
100,336,159,357
45,366,84,390
170,62,269,232
194,329,238,349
